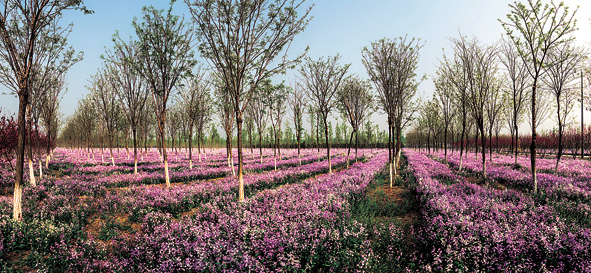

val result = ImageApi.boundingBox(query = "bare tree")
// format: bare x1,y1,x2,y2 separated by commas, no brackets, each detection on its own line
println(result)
452,36,498,180
178,69,210,168
89,67,119,166
131,2,196,187
434,66,456,163
421,97,441,156
40,72,66,168
543,41,586,173
268,81,289,170
187,0,312,202
213,78,236,176
299,55,350,173
247,85,269,164
501,0,577,193
76,96,96,158
337,75,373,167
289,82,306,165
306,104,319,152
195,87,213,161
499,37,530,165
105,37,149,174
485,77,505,163
25,20,81,183
362,36,423,186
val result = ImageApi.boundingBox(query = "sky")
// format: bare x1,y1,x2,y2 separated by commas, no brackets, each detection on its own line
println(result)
1,0,590,135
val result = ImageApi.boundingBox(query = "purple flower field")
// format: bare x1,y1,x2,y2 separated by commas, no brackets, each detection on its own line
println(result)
2,148,416,272
409,149,591,271
3,147,591,271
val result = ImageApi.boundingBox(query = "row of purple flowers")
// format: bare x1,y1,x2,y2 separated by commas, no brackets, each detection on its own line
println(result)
406,149,591,272
431,150,591,204
48,151,394,272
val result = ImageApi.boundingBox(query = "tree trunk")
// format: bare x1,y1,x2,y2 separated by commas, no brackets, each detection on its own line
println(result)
388,116,393,187
259,128,263,164
249,128,253,154
444,124,448,163
227,134,235,176
297,131,301,166
459,112,466,171
237,113,244,202
189,126,193,169
26,106,36,187
515,121,519,166
316,113,320,153
531,81,538,194
109,134,115,167
555,119,563,174
46,127,51,169
158,114,170,187
346,129,354,168
355,129,359,163
323,116,331,173
13,91,28,221
480,122,487,180
133,127,138,174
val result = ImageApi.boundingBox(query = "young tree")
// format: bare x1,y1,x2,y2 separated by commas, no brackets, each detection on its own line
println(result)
441,49,470,170
26,20,81,183
268,81,289,169
39,74,64,167
299,55,350,173
214,78,236,176
362,36,423,185
105,37,149,173
289,81,307,165
337,75,373,167
434,66,456,163
453,36,498,180
0,0,90,220
178,69,210,168
132,2,196,187
89,68,119,166
421,97,441,156
195,87,214,161
306,104,320,152
485,77,505,163
499,37,530,165
247,85,269,163
501,0,577,193
187,0,312,202
543,41,585,173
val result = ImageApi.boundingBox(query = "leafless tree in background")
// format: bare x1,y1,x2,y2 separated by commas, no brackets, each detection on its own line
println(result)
543,41,586,173
499,38,530,165
337,75,373,167
289,81,307,165
299,55,350,173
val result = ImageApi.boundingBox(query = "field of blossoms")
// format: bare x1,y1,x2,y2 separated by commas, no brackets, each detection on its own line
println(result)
2,147,590,272
415,148,591,271
0,147,425,272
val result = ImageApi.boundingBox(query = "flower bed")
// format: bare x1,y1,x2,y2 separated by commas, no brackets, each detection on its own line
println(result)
432,150,591,204
406,149,591,272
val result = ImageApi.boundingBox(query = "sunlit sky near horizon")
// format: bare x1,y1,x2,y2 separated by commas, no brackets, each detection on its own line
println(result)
1,0,590,135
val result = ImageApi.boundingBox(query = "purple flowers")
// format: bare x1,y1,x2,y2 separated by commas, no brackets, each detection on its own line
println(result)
406,149,591,272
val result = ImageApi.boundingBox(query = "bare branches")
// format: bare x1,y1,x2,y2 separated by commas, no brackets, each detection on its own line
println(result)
187,0,312,113
299,54,349,173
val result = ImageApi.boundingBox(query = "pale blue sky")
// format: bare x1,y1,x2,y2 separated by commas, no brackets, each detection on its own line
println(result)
1,0,590,132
